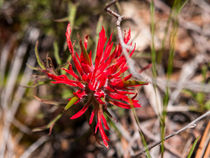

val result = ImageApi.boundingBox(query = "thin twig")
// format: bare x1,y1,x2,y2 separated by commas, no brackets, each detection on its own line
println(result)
156,77,210,93
168,53,206,107
13,119,32,135
192,0,210,14
104,1,210,157
20,136,49,158
148,0,210,36
0,36,15,90
132,111,210,157
105,0,210,95
105,0,153,83
0,27,39,157
0,57,36,157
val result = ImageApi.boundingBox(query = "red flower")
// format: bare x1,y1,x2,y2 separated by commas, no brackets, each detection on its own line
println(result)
47,24,148,148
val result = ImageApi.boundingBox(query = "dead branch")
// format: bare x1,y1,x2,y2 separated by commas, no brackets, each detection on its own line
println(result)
20,136,49,158
132,111,210,157
104,1,210,157
105,0,153,84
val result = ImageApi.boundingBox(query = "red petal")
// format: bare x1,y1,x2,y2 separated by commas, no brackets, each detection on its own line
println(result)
95,97,105,104
65,23,74,54
84,35,88,49
115,90,134,95
108,93,128,100
95,123,99,134
89,50,93,66
110,65,128,78
73,90,86,99
103,42,113,62
48,73,83,88
70,103,89,119
81,63,91,74
101,114,109,130
123,74,132,81
95,27,107,69
89,110,95,125
111,100,133,109
98,113,109,148
72,52,83,76
62,66,79,80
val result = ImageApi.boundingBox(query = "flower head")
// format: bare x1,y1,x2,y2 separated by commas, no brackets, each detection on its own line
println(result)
47,24,148,148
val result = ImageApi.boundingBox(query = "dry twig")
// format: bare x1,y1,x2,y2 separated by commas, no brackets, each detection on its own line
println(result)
105,0,153,83
132,111,210,157
104,1,210,157
20,136,49,158
0,27,40,157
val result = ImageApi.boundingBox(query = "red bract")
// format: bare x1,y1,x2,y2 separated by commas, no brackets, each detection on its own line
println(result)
47,23,148,148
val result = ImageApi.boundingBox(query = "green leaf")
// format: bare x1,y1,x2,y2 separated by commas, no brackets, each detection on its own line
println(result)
62,89,73,99
53,41,62,65
64,96,79,111
35,41,46,70
47,113,63,128
123,80,148,87
68,2,78,31
131,107,152,158
205,101,210,110
62,54,72,75
104,113,121,137
196,92,205,105
80,40,91,66
32,126,48,132
173,0,188,14
33,96,79,133
26,63,40,71
187,137,200,158
54,17,69,22
93,15,103,62
29,81,49,88
150,0,157,79
32,113,63,133
201,65,207,82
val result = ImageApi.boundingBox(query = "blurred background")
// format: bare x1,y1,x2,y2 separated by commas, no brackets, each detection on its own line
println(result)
0,0,209,158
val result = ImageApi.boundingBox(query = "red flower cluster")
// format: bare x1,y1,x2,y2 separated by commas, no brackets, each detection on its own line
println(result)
47,24,147,148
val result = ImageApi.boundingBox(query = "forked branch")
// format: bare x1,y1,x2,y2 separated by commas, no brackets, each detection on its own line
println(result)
104,1,210,157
